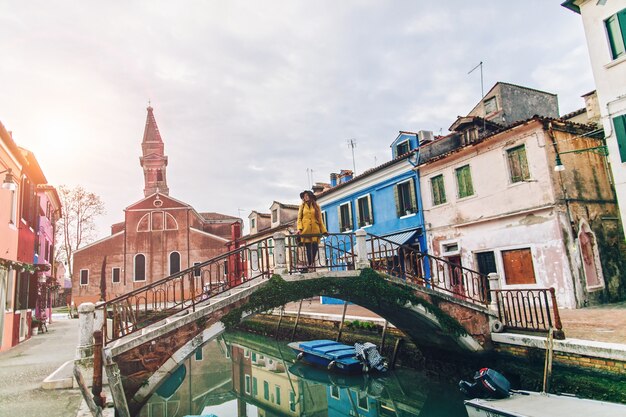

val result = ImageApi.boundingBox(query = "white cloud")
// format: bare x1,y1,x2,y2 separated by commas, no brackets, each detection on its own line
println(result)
0,0,595,236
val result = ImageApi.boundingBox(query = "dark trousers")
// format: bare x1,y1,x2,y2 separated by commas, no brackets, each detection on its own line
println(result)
304,242,319,266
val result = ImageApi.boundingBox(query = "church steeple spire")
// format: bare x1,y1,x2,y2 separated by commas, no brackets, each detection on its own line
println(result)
140,105,169,197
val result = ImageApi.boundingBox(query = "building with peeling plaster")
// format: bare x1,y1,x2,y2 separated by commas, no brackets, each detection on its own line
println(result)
418,111,624,308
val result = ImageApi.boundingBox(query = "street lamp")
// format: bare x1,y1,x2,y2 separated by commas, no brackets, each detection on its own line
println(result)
554,146,609,172
0,169,16,191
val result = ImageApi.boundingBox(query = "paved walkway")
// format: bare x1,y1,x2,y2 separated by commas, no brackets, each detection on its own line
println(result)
0,317,83,417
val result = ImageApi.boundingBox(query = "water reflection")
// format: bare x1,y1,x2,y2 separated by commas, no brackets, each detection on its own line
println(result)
139,332,467,417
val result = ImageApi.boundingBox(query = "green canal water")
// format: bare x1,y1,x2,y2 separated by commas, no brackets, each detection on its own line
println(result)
137,325,626,417
138,330,470,417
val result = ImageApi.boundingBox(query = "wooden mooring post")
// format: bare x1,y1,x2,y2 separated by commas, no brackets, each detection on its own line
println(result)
335,301,349,342
290,300,303,342
380,320,388,351
275,306,284,339
390,338,404,370
92,330,105,408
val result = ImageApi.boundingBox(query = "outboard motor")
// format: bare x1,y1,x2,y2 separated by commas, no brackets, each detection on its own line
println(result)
459,368,511,399
354,342,388,372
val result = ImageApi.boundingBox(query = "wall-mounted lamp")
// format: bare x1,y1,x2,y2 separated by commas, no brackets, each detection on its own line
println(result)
0,169,17,191
554,146,609,172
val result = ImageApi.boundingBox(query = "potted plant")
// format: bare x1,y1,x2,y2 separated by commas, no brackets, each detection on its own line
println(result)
31,318,41,335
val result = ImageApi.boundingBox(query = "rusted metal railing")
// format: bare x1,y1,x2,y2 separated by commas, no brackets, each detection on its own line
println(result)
493,288,564,339
367,233,489,305
286,233,356,273
98,237,273,345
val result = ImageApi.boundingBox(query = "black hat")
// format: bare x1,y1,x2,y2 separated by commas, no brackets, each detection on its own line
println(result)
300,190,316,201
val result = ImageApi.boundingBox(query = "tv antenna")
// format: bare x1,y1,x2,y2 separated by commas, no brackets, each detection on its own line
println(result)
347,138,357,175
468,61,484,99
306,168,314,188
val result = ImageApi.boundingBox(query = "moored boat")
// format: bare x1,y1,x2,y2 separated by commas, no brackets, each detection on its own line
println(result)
464,390,626,417
289,339,388,374
288,340,364,373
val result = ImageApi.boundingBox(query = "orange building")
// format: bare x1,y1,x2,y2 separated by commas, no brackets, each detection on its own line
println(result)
72,106,242,306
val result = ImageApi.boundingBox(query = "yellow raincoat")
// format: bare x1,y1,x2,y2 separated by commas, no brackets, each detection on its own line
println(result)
297,202,327,243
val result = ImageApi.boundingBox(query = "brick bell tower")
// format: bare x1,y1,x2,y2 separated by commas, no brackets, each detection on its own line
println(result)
140,105,169,197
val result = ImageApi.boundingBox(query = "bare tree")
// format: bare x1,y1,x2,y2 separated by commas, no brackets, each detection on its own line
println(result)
55,185,105,278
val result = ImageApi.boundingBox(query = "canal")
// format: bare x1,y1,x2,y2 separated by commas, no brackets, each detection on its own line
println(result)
138,330,470,417
136,313,626,417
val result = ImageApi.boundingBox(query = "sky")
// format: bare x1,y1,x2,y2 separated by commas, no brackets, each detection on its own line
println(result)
0,1,594,237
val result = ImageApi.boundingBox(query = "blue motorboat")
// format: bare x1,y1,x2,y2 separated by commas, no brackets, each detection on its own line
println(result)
289,340,388,374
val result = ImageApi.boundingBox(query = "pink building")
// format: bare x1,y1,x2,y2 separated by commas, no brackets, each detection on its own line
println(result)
0,121,60,351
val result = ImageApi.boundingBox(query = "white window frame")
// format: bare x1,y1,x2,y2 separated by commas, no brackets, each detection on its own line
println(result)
396,179,417,216
356,194,373,228
79,269,89,286
9,187,18,225
111,267,121,284
338,202,353,232
321,210,328,230
245,375,251,395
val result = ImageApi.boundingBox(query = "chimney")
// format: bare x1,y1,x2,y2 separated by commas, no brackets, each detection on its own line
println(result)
330,173,338,187
339,169,353,184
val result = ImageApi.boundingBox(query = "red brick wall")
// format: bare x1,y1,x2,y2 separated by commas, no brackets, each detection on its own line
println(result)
72,200,235,306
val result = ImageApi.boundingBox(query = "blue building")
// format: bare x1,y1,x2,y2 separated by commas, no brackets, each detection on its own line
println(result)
316,131,431,302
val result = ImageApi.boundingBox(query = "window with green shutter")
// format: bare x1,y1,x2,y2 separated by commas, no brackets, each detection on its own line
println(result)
507,145,530,183
614,114,626,163
338,202,353,232
356,194,373,227
395,140,410,157
395,180,417,216
431,175,446,206
455,165,474,198
605,9,626,60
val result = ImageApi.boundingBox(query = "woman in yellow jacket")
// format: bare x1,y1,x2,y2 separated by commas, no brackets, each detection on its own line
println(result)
297,190,328,269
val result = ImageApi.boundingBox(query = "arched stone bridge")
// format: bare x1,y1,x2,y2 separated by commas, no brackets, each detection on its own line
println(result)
77,231,562,416
90,268,494,415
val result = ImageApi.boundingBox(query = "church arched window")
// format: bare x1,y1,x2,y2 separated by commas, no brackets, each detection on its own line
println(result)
169,252,181,275
134,254,146,282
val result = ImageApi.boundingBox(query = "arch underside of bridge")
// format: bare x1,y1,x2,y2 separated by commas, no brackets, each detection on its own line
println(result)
107,269,493,414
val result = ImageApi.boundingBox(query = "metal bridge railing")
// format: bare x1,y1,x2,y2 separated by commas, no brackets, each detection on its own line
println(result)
366,233,489,306
286,233,356,273
98,236,274,345
96,230,565,345
493,288,564,338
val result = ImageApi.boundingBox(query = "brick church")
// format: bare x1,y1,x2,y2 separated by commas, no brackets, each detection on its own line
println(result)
72,106,242,306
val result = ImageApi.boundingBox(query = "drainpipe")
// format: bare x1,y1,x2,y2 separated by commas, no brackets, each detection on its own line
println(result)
548,122,582,308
